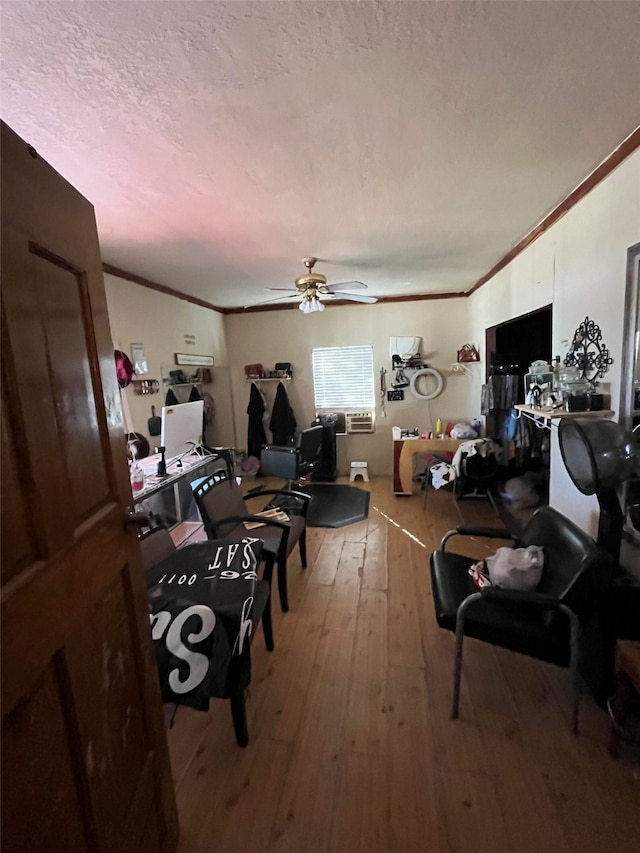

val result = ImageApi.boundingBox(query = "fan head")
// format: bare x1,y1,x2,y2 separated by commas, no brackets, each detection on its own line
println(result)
294,257,327,291
558,416,636,560
558,418,635,494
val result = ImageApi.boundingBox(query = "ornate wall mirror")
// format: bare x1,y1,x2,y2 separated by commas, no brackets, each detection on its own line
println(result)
563,316,613,383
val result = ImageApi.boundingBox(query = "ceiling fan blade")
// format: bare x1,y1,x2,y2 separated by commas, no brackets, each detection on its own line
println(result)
244,293,299,309
267,287,298,292
325,280,368,292
328,291,378,304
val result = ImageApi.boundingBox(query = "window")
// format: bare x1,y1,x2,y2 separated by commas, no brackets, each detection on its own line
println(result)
312,345,375,410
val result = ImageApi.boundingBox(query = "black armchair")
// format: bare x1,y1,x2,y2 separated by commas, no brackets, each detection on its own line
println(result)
430,505,620,732
138,525,273,747
260,424,324,485
192,471,311,613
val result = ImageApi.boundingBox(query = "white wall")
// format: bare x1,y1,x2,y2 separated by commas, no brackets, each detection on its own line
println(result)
224,298,478,476
469,150,640,550
104,274,236,450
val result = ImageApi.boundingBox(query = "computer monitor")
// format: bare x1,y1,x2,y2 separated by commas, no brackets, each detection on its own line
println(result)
160,400,204,463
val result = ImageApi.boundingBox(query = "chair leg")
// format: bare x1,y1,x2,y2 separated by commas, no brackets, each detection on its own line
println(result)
262,553,275,587
299,529,308,569
277,557,289,613
560,603,581,734
422,468,431,511
452,592,482,719
229,691,249,747
452,621,464,719
261,591,274,651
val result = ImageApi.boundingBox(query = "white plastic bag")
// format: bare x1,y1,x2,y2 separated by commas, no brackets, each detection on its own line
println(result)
485,546,544,591
450,422,477,440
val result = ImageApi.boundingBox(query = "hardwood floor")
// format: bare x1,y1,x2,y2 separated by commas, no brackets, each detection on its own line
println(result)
168,477,640,853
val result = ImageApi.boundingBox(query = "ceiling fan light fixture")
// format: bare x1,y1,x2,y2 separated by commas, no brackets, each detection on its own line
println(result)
299,295,324,313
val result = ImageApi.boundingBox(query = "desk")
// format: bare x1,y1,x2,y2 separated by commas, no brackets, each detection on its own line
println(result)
134,451,231,529
393,438,462,495
147,539,261,710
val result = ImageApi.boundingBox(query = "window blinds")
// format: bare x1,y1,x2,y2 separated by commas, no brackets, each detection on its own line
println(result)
312,345,375,409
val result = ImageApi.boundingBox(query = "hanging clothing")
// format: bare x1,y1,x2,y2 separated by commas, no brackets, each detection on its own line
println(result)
269,381,297,446
202,391,216,425
165,388,179,406
247,382,267,459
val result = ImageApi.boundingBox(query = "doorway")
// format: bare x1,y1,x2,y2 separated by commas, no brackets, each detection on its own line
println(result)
484,305,553,529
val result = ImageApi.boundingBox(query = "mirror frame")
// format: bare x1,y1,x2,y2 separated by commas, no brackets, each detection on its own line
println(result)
620,240,640,546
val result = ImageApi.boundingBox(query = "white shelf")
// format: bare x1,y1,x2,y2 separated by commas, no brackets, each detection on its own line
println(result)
514,404,615,429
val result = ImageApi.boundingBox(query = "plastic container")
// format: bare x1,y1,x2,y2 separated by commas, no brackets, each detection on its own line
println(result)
130,463,145,493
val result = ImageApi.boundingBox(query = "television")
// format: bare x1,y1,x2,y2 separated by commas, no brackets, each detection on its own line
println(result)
160,400,205,463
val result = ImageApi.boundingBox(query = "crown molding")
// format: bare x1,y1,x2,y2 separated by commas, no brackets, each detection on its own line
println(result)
103,127,640,311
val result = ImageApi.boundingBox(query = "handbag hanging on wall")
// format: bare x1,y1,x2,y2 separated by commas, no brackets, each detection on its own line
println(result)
457,344,480,363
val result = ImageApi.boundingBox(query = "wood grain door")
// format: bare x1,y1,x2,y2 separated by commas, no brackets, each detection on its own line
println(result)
1,122,178,852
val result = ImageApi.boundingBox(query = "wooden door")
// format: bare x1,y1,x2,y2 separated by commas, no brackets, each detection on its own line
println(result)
1,122,178,852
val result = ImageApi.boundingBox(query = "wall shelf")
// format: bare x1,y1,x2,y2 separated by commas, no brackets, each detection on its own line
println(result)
514,404,615,429
163,381,203,388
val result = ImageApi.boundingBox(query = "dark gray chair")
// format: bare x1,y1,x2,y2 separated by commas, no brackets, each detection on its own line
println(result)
260,424,324,485
430,506,620,733
192,471,311,613
139,524,274,746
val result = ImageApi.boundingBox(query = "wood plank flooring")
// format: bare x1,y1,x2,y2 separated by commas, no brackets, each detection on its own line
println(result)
167,477,640,853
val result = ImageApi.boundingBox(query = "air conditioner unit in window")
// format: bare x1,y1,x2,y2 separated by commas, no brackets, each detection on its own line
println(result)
345,411,375,434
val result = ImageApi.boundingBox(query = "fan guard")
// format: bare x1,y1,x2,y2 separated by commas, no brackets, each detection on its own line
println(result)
558,417,636,558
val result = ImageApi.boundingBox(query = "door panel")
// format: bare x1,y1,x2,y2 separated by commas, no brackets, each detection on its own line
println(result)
1,664,90,853
1,121,178,851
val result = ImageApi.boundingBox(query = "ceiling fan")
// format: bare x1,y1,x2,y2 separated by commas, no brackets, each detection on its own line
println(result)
247,257,378,313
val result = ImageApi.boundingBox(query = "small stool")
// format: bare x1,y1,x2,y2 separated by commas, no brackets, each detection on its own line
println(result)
349,461,369,482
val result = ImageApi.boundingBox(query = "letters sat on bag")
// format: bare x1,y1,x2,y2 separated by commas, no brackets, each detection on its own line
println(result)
148,538,261,710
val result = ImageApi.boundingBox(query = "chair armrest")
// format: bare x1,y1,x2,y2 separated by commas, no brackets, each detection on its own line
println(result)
439,526,513,551
212,514,292,556
479,587,567,611
459,588,579,628
245,488,312,517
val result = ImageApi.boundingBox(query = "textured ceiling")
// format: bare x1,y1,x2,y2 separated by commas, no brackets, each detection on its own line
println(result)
2,1,639,309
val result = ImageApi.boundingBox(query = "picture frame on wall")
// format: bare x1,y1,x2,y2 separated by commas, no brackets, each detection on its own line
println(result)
174,353,215,367
130,342,148,375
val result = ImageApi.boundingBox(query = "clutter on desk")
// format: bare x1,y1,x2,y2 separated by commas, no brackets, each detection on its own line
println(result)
449,423,477,440
129,443,145,493
401,428,420,439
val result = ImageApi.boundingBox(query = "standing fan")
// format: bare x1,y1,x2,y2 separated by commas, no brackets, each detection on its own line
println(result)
558,417,636,559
